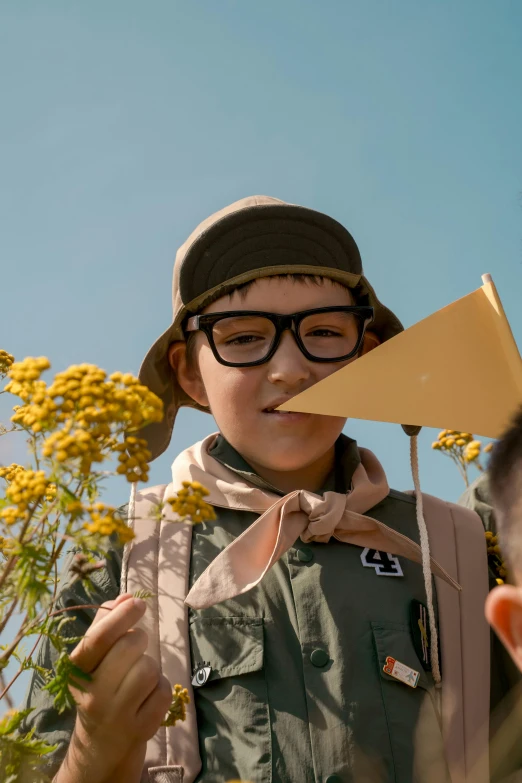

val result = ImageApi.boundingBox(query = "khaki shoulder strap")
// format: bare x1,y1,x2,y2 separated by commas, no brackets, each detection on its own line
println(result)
120,484,201,783
419,493,490,783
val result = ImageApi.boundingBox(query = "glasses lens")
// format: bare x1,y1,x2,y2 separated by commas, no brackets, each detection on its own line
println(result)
212,315,276,364
299,310,361,359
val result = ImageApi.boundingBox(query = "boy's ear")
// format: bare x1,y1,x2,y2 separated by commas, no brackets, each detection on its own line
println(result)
168,341,209,409
485,584,522,672
360,330,381,356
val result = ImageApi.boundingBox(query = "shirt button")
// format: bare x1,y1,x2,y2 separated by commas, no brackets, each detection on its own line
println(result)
310,648,329,667
297,547,313,562
325,776,343,783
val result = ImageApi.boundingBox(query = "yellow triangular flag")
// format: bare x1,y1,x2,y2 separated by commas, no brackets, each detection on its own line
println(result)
279,275,522,438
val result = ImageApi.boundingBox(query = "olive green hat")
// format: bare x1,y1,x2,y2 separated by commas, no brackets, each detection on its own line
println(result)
139,195,404,460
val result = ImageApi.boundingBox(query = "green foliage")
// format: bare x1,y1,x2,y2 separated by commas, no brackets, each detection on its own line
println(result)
0,709,57,783
43,652,92,714
132,589,156,601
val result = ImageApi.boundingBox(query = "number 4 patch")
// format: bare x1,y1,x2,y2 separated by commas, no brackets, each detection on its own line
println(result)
361,548,403,577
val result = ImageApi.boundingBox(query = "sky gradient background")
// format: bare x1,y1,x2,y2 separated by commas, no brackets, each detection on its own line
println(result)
1,0,522,704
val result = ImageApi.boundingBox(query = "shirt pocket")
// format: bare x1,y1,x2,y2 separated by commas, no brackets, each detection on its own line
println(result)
372,621,451,783
190,616,271,783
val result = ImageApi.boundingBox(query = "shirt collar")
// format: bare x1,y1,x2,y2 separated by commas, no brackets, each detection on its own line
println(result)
208,433,361,496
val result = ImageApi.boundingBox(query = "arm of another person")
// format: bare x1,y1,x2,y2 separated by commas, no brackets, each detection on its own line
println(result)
459,474,522,781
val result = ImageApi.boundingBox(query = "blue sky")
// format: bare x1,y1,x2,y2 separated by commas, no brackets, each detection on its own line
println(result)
1,0,522,701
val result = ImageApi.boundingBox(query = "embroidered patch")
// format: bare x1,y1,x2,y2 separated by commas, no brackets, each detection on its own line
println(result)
191,661,212,687
410,599,431,670
383,656,420,688
360,548,403,577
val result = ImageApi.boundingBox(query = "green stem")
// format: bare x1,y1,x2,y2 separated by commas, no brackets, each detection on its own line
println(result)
0,594,19,638
0,505,38,593
0,670,15,709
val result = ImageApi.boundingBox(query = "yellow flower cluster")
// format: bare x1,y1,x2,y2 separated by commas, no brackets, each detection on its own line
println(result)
82,502,135,544
0,507,25,526
47,365,163,430
464,440,482,463
166,481,217,523
433,430,471,450
3,467,50,509
432,429,497,488
0,349,15,375
5,357,51,402
485,531,508,585
42,427,103,474
4,359,163,480
0,467,53,525
114,436,151,483
11,382,57,432
0,463,26,483
432,430,488,463
43,366,161,474
0,464,55,507
161,684,190,727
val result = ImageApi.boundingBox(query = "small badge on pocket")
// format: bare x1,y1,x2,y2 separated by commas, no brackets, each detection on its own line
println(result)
410,599,431,670
192,661,212,687
383,656,420,688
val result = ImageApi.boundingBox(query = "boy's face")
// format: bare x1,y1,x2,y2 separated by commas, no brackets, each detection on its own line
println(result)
171,277,378,489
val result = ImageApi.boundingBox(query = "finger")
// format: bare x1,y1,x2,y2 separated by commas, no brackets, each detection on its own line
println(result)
135,675,173,740
91,627,149,695
113,653,163,714
71,597,146,674
89,593,134,629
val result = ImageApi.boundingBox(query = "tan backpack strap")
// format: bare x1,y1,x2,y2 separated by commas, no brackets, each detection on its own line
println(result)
122,484,202,783
421,493,490,783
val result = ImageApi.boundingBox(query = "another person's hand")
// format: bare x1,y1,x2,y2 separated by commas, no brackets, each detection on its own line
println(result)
55,593,172,783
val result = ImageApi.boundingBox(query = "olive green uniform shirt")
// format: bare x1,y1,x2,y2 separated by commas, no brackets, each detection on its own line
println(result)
18,438,507,782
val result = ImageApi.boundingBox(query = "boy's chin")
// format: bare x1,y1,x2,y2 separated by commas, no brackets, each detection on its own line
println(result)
244,444,336,475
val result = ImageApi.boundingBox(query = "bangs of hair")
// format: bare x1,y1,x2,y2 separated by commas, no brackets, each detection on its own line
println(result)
227,273,350,299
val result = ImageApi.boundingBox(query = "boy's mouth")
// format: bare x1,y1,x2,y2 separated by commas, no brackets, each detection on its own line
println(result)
262,399,311,419
263,397,293,414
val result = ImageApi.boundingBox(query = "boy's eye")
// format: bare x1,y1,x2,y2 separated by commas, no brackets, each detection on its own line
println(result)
305,327,343,338
212,316,275,360
224,333,266,346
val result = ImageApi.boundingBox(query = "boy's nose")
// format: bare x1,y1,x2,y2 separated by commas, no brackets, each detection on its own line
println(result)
266,331,311,386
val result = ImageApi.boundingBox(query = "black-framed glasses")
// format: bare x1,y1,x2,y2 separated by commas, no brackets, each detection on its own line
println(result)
185,306,374,367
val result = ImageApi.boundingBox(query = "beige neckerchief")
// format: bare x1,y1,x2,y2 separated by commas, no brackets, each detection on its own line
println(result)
174,434,460,609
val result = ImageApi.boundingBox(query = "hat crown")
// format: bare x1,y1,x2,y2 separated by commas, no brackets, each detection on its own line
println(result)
172,196,288,314
172,195,367,318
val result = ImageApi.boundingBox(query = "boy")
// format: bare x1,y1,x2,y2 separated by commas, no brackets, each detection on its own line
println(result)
20,196,508,783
